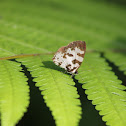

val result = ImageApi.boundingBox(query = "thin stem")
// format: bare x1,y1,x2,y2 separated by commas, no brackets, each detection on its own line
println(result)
0,52,54,60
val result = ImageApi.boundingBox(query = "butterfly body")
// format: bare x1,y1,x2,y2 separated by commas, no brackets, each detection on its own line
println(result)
52,41,86,74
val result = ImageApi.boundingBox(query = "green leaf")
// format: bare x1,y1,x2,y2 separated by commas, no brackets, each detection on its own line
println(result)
0,60,29,126
105,52,126,75
76,53,126,126
17,55,82,126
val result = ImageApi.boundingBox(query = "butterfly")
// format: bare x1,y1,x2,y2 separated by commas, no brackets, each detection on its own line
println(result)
52,41,86,75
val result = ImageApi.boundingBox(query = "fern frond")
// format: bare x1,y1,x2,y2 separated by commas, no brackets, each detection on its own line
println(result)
75,53,126,126
0,60,29,126
0,0,126,125
105,52,126,75
17,55,82,126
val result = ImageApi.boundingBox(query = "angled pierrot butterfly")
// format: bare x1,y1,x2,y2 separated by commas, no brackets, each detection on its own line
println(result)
52,41,86,75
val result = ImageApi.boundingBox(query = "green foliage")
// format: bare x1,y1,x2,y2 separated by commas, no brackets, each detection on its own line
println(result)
17,55,82,126
0,60,29,126
0,0,126,126
76,53,126,126
105,52,126,75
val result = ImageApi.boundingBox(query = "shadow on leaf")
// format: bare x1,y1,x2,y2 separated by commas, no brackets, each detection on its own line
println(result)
42,61,70,76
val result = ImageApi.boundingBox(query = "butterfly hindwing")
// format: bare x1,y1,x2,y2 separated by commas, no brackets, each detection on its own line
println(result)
52,41,86,74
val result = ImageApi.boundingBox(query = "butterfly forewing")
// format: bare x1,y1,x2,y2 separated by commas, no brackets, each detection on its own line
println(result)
52,41,86,74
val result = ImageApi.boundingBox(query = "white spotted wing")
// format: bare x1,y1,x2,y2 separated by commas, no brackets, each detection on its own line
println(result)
52,41,86,74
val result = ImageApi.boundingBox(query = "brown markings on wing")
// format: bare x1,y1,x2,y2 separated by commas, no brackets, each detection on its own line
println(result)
55,41,86,53
69,67,77,72
63,53,66,58
67,53,73,57
53,41,86,60
52,46,66,60
77,53,84,57
66,64,77,73
67,41,86,52
66,64,71,72
58,62,62,66
72,59,82,65
69,41,86,73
